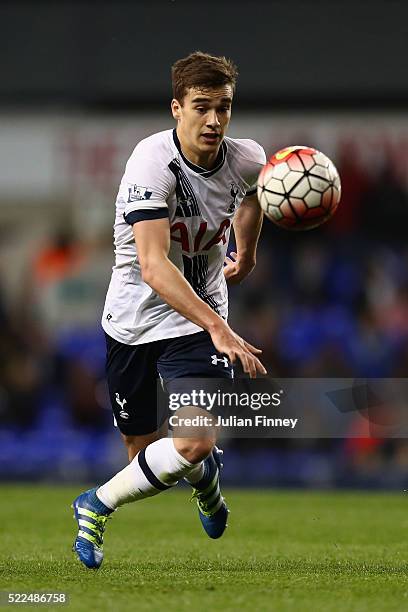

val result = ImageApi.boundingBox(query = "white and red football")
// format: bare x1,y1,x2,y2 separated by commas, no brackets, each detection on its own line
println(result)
257,145,341,230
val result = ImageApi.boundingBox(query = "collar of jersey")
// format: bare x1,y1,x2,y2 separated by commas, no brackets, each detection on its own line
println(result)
172,129,227,178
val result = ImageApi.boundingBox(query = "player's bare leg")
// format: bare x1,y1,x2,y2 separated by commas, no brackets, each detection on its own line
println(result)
121,419,169,462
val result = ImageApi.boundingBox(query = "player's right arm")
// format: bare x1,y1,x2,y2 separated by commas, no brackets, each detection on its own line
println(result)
132,218,266,378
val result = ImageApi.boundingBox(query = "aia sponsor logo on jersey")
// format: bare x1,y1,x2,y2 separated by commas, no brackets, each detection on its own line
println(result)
170,219,230,254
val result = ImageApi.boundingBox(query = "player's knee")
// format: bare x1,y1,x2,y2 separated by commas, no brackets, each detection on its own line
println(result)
176,437,215,464
122,429,165,462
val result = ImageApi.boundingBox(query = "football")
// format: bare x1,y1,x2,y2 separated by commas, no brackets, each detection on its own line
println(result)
257,145,341,230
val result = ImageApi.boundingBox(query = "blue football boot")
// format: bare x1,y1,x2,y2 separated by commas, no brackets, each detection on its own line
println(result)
191,446,229,539
72,487,113,569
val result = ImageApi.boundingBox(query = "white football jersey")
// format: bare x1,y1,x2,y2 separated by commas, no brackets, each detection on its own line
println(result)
102,128,266,345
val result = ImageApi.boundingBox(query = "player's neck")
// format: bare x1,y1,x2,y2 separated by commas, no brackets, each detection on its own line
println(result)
176,129,220,170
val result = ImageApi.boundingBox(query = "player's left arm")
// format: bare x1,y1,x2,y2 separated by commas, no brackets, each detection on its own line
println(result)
224,193,263,285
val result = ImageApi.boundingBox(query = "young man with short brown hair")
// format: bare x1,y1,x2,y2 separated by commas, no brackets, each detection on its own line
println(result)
72,51,267,569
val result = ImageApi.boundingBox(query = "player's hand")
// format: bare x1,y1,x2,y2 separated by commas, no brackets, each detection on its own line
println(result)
209,321,267,378
223,251,255,285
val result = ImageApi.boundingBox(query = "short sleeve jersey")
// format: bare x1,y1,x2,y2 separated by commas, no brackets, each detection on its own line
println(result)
102,128,266,345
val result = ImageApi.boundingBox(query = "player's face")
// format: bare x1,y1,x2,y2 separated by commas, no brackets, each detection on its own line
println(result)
171,85,233,169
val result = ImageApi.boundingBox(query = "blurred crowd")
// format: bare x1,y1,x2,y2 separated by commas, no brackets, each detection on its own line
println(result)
1,147,408,486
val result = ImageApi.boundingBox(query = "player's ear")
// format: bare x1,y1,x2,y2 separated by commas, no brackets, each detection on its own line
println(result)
171,99,182,121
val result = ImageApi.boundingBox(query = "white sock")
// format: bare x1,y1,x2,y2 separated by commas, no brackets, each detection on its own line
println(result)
183,461,205,485
96,438,196,509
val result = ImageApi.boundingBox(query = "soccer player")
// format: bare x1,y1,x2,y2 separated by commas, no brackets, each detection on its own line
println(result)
72,51,267,569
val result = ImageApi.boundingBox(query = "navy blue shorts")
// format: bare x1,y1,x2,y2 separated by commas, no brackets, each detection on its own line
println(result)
105,331,233,435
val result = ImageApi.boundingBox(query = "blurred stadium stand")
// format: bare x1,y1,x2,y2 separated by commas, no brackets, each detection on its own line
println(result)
1,1,407,487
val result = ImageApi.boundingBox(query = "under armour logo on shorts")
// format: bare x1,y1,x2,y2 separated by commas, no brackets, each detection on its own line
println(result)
211,355,229,368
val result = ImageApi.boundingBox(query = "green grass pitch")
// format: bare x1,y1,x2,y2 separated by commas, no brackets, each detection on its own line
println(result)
1,485,407,611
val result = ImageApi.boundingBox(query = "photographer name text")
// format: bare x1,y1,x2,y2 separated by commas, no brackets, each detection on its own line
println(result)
169,414,298,429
